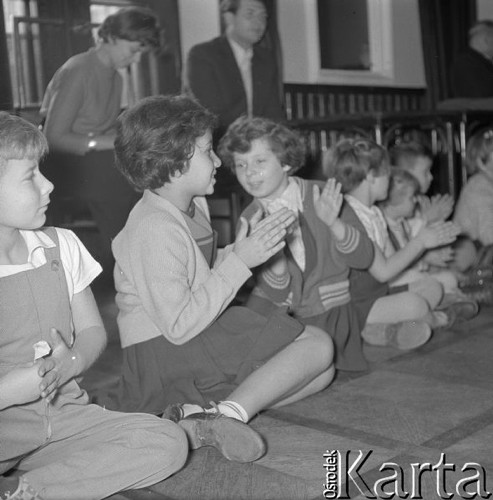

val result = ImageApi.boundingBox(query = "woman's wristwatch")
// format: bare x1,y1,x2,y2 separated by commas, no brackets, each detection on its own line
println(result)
87,133,97,152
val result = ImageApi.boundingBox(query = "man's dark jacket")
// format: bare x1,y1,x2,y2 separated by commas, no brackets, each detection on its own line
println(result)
184,36,284,137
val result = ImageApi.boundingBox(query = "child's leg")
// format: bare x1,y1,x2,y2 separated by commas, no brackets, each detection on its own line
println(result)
367,291,430,324
451,236,478,272
408,276,443,310
16,407,188,500
226,325,335,418
430,269,459,294
364,291,433,349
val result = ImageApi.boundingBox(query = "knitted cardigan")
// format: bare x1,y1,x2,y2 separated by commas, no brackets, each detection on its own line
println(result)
241,177,374,318
112,190,251,348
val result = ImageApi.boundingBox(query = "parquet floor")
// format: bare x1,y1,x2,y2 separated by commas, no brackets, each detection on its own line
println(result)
83,278,493,500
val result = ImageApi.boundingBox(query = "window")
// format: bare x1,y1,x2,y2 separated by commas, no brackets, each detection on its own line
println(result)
318,0,370,71
314,0,393,85
278,0,425,87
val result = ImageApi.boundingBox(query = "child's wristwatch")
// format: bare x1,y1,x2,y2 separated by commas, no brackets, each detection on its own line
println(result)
87,133,97,152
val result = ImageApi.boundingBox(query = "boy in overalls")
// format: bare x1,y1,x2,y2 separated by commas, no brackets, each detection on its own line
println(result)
0,112,190,499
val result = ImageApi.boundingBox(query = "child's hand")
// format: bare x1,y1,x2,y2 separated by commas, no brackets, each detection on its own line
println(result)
424,246,454,267
233,208,296,268
313,178,343,227
417,221,461,249
418,194,454,223
38,328,80,402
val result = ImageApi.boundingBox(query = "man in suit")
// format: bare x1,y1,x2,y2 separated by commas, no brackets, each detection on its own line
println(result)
451,20,493,98
184,0,284,141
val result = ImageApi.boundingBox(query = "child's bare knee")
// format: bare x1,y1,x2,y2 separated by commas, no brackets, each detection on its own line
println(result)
411,277,443,306
299,325,334,366
406,294,430,318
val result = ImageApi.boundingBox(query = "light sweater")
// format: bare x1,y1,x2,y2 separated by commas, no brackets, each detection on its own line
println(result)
41,48,122,154
112,190,251,348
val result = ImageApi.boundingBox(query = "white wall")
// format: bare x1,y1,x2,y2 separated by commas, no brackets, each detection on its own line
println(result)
178,0,426,88
178,0,221,66
477,0,493,20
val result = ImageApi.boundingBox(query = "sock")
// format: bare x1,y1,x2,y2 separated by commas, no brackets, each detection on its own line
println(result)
217,400,249,423
179,403,211,418
178,401,249,422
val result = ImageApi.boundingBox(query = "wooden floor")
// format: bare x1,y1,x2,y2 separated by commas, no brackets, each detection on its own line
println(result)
83,276,493,500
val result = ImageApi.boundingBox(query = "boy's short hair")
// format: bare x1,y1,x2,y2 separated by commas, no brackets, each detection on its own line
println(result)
114,95,216,192
218,116,306,174
382,167,420,207
328,138,389,193
97,6,160,48
388,140,433,173
465,126,493,175
0,112,48,173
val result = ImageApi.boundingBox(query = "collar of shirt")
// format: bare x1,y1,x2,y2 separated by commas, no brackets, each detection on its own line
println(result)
0,229,55,277
227,37,253,69
261,178,303,216
383,213,404,228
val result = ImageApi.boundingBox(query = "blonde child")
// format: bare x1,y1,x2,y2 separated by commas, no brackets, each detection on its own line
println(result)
388,140,466,276
96,96,334,461
389,141,480,316
218,116,375,372
0,112,190,500
380,167,479,320
388,140,454,228
330,139,460,349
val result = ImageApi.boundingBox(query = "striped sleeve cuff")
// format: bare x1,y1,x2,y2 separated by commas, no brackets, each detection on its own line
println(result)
261,269,291,290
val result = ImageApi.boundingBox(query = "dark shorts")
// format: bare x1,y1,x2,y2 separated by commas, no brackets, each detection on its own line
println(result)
95,306,303,415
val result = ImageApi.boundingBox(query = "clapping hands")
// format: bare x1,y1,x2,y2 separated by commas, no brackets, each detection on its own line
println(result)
233,207,296,268
313,178,343,227
417,220,461,250
418,194,454,223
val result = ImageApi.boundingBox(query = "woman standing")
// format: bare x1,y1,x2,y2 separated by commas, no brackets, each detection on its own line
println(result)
41,7,160,270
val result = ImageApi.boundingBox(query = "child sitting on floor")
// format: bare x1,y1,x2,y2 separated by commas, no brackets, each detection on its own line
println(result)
389,140,454,227
388,140,479,316
329,138,461,349
0,112,189,500
218,116,374,372
388,140,467,275
96,95,335,462
380,167,479,320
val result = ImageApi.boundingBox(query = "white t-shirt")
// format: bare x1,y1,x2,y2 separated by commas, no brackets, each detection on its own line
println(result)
0,227,102,301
